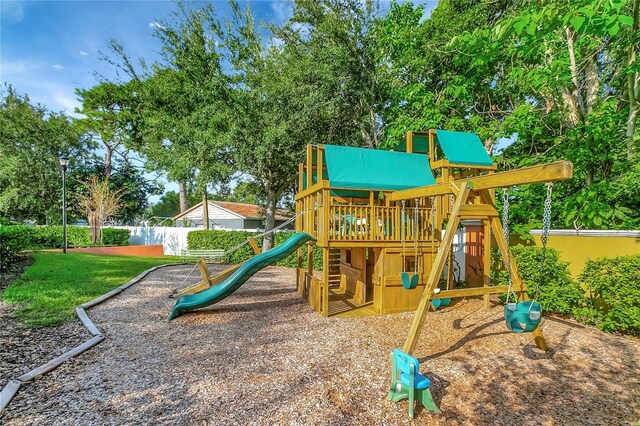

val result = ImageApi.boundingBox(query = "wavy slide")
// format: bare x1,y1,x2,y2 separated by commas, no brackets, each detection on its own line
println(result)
168,232,315,320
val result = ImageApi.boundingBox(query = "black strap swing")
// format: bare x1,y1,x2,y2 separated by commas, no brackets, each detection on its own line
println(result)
502,184,553,333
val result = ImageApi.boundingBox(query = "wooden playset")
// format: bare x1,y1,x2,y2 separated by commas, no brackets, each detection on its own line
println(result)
294,129,572,415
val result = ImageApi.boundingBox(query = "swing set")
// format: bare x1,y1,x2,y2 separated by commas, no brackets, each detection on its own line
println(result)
293,130,572,416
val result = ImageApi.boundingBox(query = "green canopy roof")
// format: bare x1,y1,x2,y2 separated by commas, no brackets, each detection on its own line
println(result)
322,144,436,192
393,130,494,167
435,130,494,167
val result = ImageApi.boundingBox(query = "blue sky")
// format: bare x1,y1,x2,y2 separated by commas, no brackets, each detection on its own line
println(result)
1,0,437,203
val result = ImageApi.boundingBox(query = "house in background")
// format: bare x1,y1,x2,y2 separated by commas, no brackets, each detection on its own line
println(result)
172,200,294,230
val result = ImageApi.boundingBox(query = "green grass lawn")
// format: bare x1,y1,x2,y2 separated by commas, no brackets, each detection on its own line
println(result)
2,252,183,327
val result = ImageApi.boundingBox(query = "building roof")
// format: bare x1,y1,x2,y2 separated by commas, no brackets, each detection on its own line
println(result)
172,200,292,221
322,144,436,192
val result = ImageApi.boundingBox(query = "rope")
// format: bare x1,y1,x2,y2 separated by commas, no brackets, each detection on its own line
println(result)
414,198,419,275
401,200,406,273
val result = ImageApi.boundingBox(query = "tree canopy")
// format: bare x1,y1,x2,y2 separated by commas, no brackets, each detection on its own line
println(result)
2,0,638,233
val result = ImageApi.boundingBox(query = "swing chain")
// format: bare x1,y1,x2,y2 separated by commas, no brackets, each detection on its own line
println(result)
502,188,514,303
533,183,553,301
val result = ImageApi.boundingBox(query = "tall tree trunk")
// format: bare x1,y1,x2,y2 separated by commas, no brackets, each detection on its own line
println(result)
178,181,189,212
202,190,209,230
105,147,112,178
262,187,278,252
626,0,640,159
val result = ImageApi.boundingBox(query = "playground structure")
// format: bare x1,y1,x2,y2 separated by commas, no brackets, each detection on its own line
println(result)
166,128,572,416
294,129,572,353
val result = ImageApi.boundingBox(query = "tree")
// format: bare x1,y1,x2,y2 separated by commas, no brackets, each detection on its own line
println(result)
75,82,134,177
108,2,234,229
77,176,124,243
0,86,92,224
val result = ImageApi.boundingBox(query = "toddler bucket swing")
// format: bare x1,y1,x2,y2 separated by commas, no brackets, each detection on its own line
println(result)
501,184,553,333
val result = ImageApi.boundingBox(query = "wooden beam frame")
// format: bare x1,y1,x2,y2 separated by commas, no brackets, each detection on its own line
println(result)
390,161,573,201
403,182,472,354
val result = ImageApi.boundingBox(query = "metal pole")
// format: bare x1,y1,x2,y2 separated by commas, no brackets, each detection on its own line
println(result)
62,165,67,254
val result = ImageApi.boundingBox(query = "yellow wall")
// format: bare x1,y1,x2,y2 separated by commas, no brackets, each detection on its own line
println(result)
529,233,640,277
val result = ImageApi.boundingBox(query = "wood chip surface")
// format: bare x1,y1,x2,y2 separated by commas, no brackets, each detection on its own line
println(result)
2,264,639,425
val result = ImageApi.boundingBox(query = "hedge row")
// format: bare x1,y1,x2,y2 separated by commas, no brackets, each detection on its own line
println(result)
492,247,640,335
0,226,29,270
0,225,130,270
187,230,323,270
577,255,640,334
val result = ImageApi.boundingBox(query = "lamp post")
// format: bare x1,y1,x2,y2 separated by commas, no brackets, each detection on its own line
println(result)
59,157,69,254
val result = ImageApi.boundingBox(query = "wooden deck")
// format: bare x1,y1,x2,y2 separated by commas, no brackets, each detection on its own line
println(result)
327,288,378,317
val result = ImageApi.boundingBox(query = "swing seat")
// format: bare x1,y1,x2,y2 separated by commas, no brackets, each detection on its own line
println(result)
504,301,542,333
401,273,419,290
431,298,451,309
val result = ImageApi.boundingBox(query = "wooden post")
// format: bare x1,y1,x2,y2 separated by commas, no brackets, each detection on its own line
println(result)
306,145,313,189
403,182,472,355
428,129,436,162
197,258,211,283
406,130,414,153
369,191,376,240
482,219,491,308
322,247,330,316
247,237,261,255
317,146,324,183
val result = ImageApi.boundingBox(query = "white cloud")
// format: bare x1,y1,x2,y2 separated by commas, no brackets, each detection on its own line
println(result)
1,61,26,73
0,1,26,24
53,93,80,115
270,1,293,23
149,21,165,30
52,64,65,70
79,50,89,56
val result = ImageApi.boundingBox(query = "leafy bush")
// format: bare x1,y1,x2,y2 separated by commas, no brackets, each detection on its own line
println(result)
576,255,640,335
102,228,130,246
0,225,130,252
28,225,92,248
491,246,585,315
0,225,32,270
188,230,322,270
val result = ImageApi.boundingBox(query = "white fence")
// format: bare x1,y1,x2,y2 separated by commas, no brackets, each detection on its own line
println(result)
108,226,192,256
107,226,291,256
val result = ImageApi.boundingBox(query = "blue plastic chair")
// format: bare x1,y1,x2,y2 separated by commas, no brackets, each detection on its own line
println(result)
388,349,441,417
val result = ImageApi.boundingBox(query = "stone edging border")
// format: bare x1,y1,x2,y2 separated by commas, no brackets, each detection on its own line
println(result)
0,262,188,414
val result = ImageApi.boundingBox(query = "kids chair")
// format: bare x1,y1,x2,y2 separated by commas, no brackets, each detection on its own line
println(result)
388,349,441,417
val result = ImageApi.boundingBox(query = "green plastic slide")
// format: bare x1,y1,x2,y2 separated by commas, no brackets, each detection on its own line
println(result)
168,232,315,320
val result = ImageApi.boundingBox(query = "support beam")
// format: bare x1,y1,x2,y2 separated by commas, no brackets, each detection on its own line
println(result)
390,161,573,201
247,237,261,255
403,182,472,355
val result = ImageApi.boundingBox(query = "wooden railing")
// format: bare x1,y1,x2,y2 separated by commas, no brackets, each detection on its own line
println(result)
328,205,433,242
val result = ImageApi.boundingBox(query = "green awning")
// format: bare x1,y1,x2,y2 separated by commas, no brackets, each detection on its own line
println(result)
323,144,436,191
435,130,493,167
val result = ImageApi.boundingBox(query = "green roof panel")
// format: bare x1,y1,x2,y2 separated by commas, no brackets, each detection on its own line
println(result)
323,144,436,191
435,130,494,167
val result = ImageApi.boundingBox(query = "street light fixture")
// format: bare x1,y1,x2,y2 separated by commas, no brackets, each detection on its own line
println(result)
59,157,69,254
